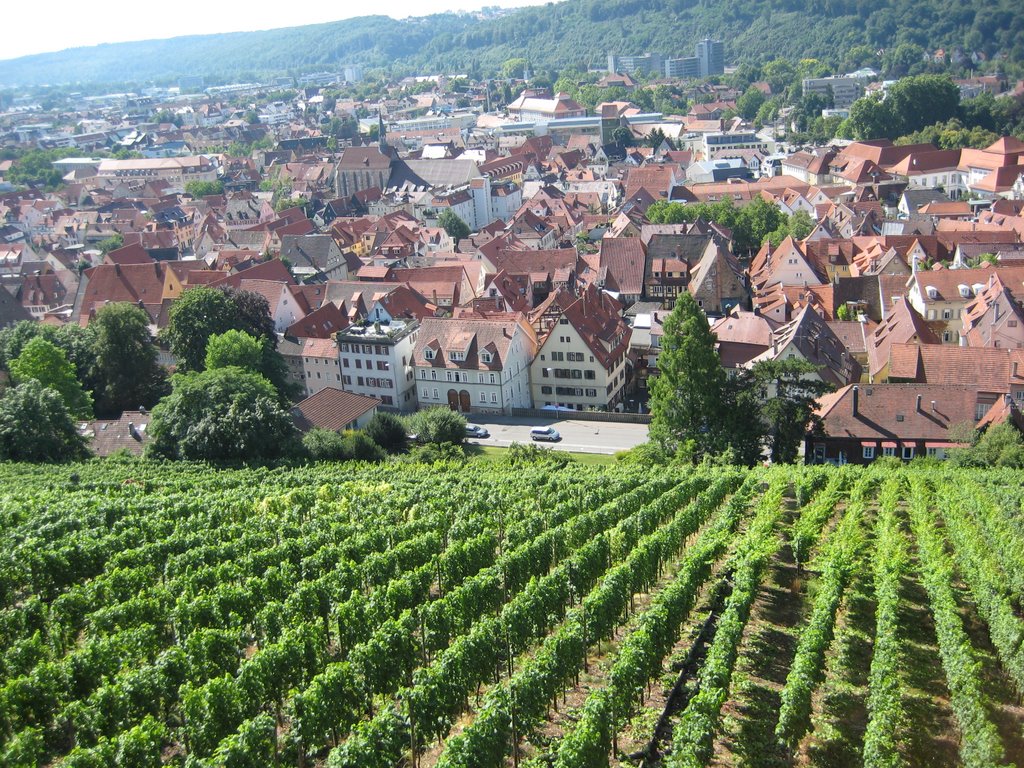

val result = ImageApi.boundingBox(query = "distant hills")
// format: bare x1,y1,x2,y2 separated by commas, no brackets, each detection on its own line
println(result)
1,0,1021,88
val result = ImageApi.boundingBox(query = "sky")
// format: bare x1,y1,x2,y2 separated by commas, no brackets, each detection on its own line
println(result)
1,0,556,61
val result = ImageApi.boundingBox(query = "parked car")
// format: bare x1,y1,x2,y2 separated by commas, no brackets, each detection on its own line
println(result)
530,426,561,442
465,424,490,439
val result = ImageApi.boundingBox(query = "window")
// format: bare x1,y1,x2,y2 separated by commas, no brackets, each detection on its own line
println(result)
895,414,904,422
355,359,362,369
432,388,439,399
942,309,952,320
343,358,350,367
927,447,939,458
382,396,393,405
449,351,464,361
489,373,496,384
571,370,582,379
541,385,552,394
902,446,915,460
424,349,435,360
883,446,896,457
340,343,349,352
584,370,596,380
559,318,569,324
943,331,952,343
357,376,364,386
491,393,498,403
862,446,875,460
479,392,487,403
375,345,383,355
343,375,352,385
585,388,597,397
551,351,564,361
419,370,426,379
481,351,492,363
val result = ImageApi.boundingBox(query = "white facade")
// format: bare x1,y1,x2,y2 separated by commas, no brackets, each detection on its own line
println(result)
338,320,419,411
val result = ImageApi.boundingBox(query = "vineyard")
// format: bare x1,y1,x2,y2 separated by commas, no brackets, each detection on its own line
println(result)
1,460,1024,768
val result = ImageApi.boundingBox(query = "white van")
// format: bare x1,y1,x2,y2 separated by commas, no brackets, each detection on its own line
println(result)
530,426,561,442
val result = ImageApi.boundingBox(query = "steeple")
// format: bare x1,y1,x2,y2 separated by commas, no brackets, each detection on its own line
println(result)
377,113,388,150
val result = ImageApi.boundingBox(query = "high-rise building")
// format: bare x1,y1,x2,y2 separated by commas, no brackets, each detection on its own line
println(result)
664,56,700,79
607,53,664,76
696,37,724,77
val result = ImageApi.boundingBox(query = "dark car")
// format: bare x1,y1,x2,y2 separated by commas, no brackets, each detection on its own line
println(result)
465,424,491,439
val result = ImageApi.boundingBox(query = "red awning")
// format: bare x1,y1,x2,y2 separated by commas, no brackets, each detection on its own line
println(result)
881,441,897,448
925,441,967,448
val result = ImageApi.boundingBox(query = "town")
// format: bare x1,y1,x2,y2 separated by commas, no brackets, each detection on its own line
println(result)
1,44,1024,465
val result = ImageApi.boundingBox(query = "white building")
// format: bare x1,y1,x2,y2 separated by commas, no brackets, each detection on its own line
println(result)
412,316,538,414
338,320,419,412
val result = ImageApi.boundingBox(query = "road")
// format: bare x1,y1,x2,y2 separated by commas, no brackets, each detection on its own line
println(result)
463,416,649,455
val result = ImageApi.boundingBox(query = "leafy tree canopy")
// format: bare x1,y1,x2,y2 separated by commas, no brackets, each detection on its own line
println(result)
10,337,93,418
438,209,471,241
147,367,298,462
0,380,89,462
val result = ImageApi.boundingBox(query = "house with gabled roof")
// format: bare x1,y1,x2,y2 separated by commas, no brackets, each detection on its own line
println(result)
807,383,978,464
960,272,1024,349
530,285,631,411
749,304,861,388
412,315,537,414
866,298,939,382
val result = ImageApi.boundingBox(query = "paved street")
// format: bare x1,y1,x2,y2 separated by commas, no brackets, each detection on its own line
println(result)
463,415,649,455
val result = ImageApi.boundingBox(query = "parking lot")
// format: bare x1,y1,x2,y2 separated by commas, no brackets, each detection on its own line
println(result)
463,415,649,455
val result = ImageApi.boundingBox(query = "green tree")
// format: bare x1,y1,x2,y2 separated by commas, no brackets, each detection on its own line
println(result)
92,302,168,416
162,287,236,371
185,180,225,198
649,292,727,459
147,367,297,462
949,422,1024,468
841,95,893,140
736,86,767,120
646,127,672,149
363,411,409,453
744,358,834,463
611,126,635,147
10,337,93,418
405,408,466,445
437,209,471,240
0,380,89,462
205,329,265,372
0,321,57,371
205,330,298,403
885,74,960,137
97,233,124,255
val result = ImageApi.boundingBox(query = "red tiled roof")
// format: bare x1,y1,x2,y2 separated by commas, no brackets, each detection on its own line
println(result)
291,387,380,432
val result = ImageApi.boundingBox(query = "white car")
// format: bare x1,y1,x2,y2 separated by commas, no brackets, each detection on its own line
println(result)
530,426,561,442
465,424,491,439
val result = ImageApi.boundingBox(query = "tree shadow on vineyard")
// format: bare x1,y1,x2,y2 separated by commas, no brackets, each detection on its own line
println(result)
804,573,874,768
898,569,960,767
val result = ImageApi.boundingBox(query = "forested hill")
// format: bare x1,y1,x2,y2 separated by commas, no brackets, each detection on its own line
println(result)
1,0,1021,87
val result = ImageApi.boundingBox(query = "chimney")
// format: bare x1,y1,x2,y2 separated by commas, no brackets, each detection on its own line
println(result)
852,385,859,416
916,394,922,412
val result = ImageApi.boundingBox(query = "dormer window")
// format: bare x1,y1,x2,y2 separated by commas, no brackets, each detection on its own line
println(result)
481,351,493,363
449,351,465,361
424,349,435,360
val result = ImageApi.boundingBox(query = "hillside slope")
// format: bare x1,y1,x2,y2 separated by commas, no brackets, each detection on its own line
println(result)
0,0,1020,87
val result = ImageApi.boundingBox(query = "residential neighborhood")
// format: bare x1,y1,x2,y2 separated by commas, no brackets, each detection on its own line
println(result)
2,53,1024,463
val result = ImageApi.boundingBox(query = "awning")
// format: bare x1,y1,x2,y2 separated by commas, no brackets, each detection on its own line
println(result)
925,441,968,448
881,441,897,449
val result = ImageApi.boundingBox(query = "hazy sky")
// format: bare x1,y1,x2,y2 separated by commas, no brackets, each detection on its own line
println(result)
2,0,556,61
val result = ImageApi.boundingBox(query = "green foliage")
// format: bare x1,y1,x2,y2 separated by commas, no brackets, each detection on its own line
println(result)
736,86,767,120
162,286,279,375
948,422,1024,468
0,379,89,462
405,408,467,445
205,330,266,372
97,233,125,255
649,293,728,460
147,367,297,462
843,74,960,140
437,209,471,240
10,337,93,418
185,180,225,198
5,147,78,189
91,302,168,416
363,412,409,454
302,428,386,463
